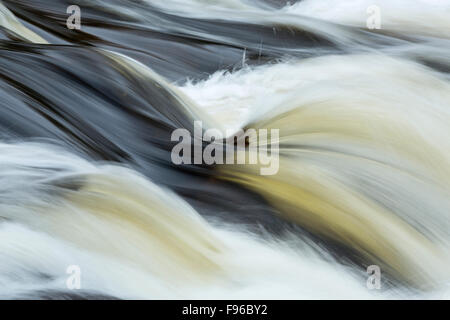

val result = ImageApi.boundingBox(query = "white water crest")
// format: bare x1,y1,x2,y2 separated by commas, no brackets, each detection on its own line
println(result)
0,142,384,299
180,55,450,291
285,0,450,37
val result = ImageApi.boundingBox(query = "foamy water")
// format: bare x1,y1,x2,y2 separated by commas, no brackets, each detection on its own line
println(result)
0,0,449,299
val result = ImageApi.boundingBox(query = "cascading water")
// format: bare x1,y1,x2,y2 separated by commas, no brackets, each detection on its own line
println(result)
0,0,449,299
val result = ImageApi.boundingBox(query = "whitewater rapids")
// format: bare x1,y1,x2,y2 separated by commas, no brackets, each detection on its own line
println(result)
0,0,449,299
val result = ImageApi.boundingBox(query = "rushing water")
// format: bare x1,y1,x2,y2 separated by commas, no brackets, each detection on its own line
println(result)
0,0,449,299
